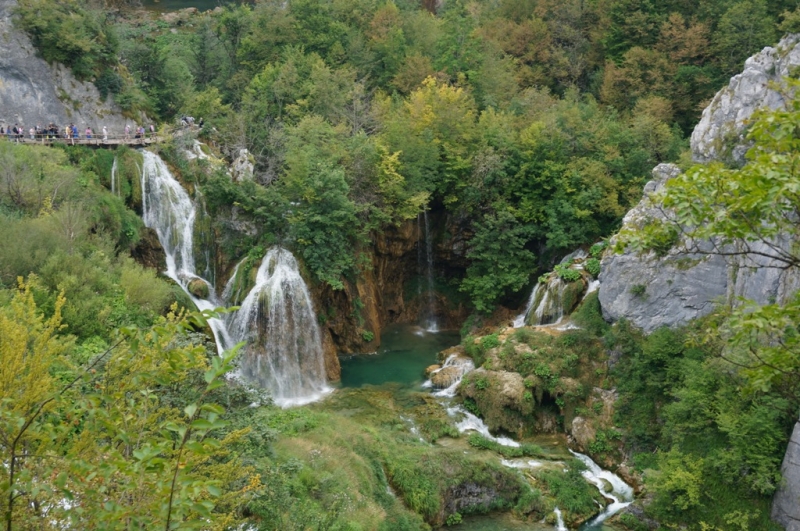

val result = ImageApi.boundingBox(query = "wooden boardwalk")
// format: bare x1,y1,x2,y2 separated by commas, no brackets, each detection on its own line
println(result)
2,134,162,148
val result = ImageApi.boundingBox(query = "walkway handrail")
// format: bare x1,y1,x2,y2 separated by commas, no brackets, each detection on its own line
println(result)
1,133,163,147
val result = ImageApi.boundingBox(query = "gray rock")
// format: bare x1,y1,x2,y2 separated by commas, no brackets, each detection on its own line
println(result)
0,0,137,134
230,148,255,182
773,419,800,531
691,34,800,164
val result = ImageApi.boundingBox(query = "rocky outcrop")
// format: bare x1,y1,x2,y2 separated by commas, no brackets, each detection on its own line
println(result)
692,34,800,164
600,33,800,333
773,419,800,531
229,149,254,182
0,0,134,133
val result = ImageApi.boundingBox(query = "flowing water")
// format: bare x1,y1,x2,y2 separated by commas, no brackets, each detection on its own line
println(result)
140,150,232,353
571,450,633,530
228,248,332,407
513,276,570,327
111,157,119,197
417,210,438,332
141,151,329,406
140,0,249,12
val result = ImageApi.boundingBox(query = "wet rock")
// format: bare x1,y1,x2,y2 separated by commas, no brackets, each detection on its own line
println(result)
425,364,442,377
188,278,209,299
130,227,166,272
431,366,461,389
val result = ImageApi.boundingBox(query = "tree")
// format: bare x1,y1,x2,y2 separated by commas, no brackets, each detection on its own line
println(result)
0,278,253,529
617,85,800,397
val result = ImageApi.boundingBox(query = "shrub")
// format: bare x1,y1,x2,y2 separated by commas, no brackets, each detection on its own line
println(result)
630,284,647,298
589,241,608,258
362,330,375,342
554,264,581,282
585,257,601,277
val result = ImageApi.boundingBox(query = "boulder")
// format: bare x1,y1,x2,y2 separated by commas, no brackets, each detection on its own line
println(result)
424,364,442,377
772,419,800,531
430,366,461,389
571,416,596,453
188,278,209,299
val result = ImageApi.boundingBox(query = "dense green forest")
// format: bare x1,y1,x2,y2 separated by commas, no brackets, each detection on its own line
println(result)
20,0,800,310
3,0,800,530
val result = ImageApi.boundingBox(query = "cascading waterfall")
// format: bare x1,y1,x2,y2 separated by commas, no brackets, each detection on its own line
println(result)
554,507,568,531
514,276,569,327
141,151,331,407
417,210,438,332
423,354,475,398
140,151,232,353
229,247,331,407
570,450,634,529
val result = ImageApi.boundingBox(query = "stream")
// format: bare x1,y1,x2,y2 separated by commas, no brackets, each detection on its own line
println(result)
338,325,632,531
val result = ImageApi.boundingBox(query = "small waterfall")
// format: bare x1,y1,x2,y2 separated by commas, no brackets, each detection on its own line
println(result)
221,258,248,304
570,450,633,529
229,247,331,407
417,210,438,332
554,507,568,531
514,276,570,327
140,151,232,353
447,405,520,447
111,157,119,197
423,354,475,398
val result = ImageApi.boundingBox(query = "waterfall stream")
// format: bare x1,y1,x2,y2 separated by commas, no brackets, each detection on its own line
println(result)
140,151,329,406
111,157,119,197
514,276,569,327
229,248,331,407
571,450,633,529
417,210,438,332
140,150,232,354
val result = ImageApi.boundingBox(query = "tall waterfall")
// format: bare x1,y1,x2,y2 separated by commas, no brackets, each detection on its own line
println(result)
111,157,119,197
140,151,330,406
417,210,438,332
140,151,232,353
229,248,331,407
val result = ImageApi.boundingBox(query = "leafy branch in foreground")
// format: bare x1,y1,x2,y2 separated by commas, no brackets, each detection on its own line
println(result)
0,279,253,530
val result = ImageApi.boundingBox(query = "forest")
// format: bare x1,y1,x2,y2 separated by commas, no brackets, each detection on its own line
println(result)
2,0,800,529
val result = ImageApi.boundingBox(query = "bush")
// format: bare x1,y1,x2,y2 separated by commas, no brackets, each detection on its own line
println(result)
585,257,601,277
554,264,581,282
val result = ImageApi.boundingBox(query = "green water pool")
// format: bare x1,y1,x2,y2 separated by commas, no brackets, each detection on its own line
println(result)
339,324,460,389
140,0,248,12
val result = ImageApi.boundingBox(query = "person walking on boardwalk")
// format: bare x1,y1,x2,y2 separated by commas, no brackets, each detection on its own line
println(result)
124,124,130,139
102,126,108,142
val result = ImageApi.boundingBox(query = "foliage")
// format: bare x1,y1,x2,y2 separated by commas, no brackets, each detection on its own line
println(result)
553,264,582,283
537,460,600,521
584,258,601,277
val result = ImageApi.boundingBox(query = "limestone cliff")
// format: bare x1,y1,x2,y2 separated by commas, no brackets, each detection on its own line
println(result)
600,35,800,333
597,35,800,530
0,0,134,133
692,34,800,164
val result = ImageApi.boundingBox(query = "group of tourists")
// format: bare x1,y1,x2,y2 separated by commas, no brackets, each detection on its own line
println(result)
1,122,157,143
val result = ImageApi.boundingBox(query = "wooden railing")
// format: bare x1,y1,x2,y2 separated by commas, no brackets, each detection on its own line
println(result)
0,133,163,147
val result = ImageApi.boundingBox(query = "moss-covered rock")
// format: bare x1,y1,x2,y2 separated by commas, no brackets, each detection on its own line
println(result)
188,278,209,299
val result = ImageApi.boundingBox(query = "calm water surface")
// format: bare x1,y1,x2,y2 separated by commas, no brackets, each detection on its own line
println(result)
339,324,460,388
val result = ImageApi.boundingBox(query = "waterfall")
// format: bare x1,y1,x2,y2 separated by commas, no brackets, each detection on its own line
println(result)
229,247,331,407
417,210,438,332
423,354,475,398
570,450,633,529
140,151,233,354
514,276,570,327
447,405,520,447
554,507,568,531
111,157,119,197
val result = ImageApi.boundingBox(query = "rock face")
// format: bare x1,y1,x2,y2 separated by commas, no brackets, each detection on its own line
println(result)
773,419,800,531
230,149,254,182
0,0,134,133
692,34,800,164
600,35,800,333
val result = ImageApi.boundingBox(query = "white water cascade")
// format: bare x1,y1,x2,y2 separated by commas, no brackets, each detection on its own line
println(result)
141,152,329,407
423,354,475,398
417,210,438,332
140,151,232,353
570,450,633,529
229,248,331,407
111,157,119,197
554,507,568,531
513,276,570,327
